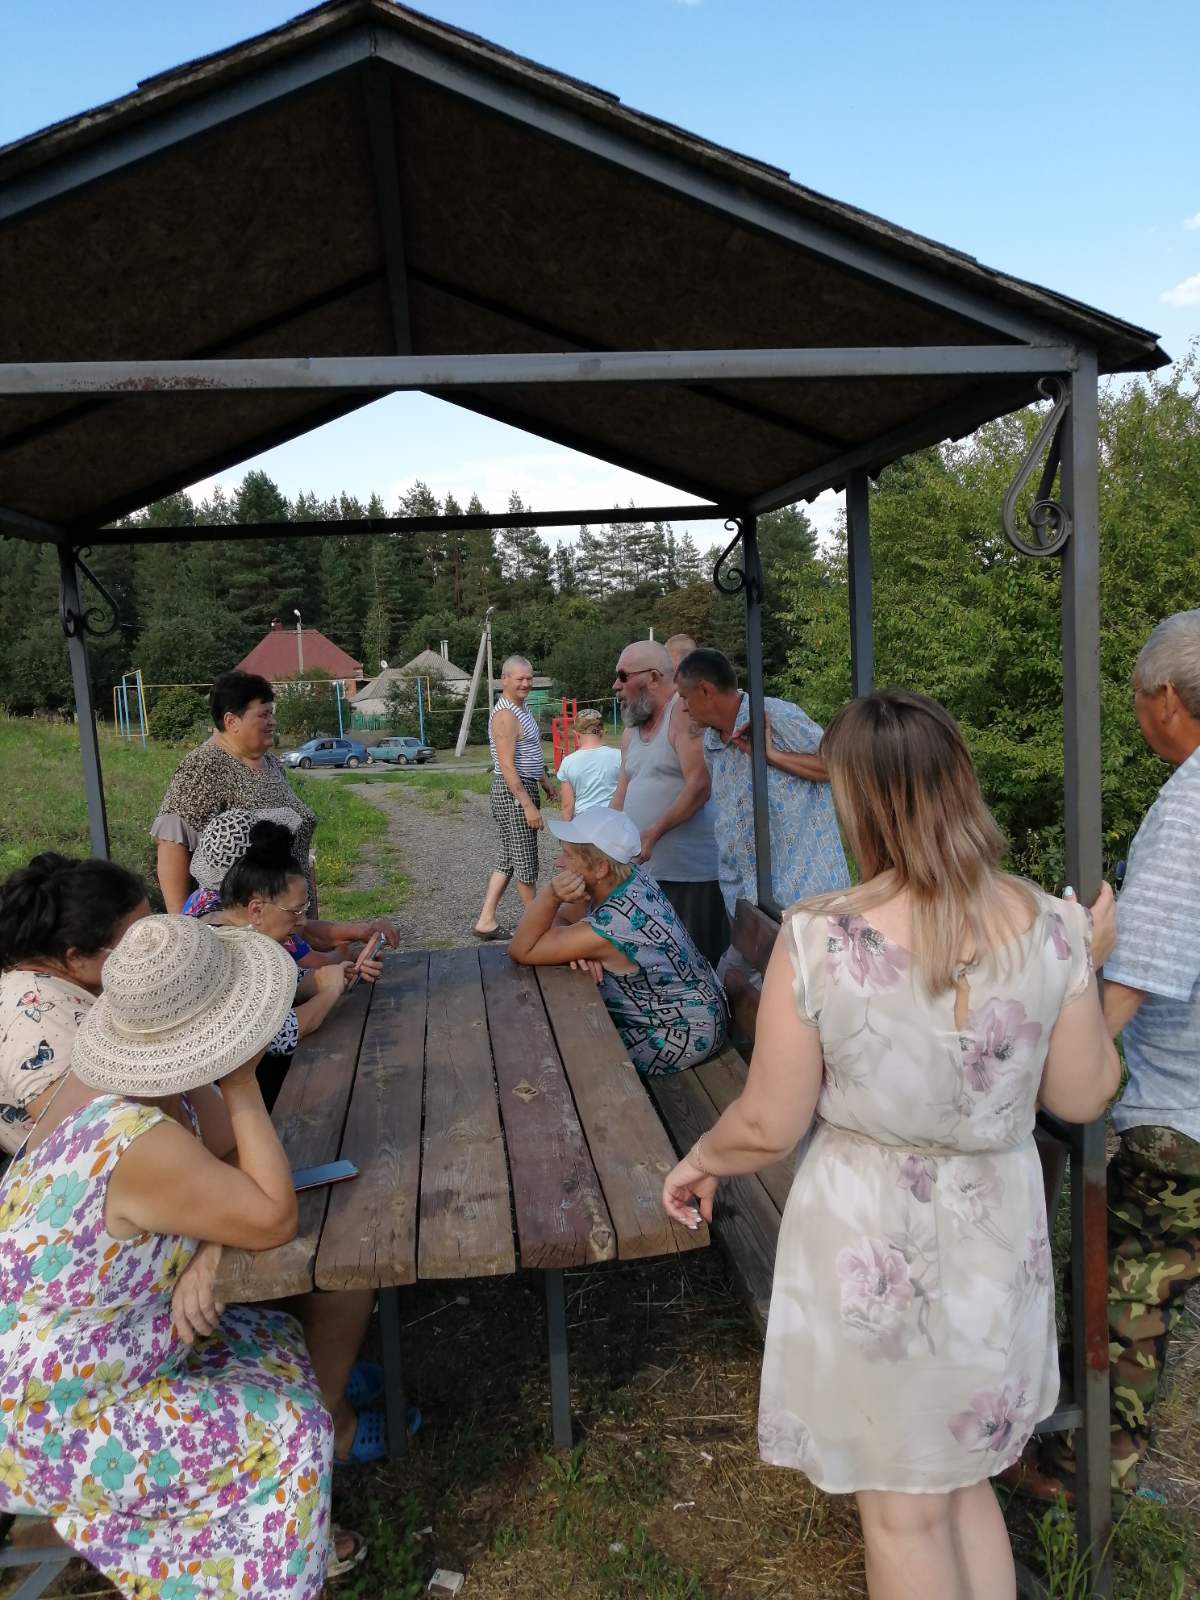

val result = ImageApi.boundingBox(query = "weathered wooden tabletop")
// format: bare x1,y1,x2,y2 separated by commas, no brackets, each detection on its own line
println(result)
216,945,707,1303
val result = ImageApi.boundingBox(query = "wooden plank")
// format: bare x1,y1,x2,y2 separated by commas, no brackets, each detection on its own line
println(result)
648,1069,782,1329
695,1049,797,1216
216,979,371,1302
418,948,516,1280
732,897,780,976
479,946,616,1269
535,964,708,1260
315,954,428,1290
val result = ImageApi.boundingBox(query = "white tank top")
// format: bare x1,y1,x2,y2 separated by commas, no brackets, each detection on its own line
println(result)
621,695,718,883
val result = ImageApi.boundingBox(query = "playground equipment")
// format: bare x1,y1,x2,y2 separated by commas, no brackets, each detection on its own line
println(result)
112,669,148,748
551,699,579,771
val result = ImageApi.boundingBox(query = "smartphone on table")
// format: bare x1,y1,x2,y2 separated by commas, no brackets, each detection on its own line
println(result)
346,931,387,992
292,1159,359,1191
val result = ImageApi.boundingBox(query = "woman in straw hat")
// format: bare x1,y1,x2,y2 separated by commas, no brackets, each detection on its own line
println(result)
0,915,361,1594
661,691,1119,1600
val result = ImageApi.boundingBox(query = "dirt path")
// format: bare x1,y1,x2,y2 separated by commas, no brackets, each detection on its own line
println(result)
347,779,560,946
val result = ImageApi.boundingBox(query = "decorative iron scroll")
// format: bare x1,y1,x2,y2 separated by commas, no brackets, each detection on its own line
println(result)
1001,376,1072,558
712,518,747,594
58,547,122,640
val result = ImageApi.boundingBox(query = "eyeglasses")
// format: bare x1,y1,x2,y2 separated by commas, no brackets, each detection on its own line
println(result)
614,668,655,684
275,899,310,920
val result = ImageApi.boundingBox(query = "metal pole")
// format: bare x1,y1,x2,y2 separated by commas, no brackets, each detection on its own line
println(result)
544,1269,573,1449
378,1287,410,1461
1060,347,1111,1597
134,668,148,750
335,680,344,737
294,609,304,675
846,469,875,696
56,546,110,859
741,514,775,913
416,678,425,744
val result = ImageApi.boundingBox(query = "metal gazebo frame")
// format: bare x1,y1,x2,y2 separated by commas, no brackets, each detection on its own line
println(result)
0,5,1172,1592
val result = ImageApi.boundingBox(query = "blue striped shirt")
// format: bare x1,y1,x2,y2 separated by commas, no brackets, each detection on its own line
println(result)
489,696,544,782
1107,745,1200,1142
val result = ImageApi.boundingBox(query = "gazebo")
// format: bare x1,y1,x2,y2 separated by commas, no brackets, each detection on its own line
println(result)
0,2,1168,1590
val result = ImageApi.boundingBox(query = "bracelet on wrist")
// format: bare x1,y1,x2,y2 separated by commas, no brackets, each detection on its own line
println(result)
687,1137,717,1177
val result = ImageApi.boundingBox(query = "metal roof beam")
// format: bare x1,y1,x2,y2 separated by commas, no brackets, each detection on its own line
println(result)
373,33,1073,348
0,346,1078,395
746,378,1039,513
80,502,731,547
0,505,65,540
361,64,413,355
0,26,374,228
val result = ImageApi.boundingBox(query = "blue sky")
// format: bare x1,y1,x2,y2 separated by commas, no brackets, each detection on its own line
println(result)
4,0,1198,542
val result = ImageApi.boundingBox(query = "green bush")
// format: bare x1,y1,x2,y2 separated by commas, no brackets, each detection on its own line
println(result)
148,685,208,743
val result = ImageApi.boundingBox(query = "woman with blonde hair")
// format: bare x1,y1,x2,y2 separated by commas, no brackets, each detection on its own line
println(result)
662,689,1120,1600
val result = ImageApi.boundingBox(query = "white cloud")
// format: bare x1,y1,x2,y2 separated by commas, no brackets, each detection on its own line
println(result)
1160,273,1200,307
1184,212,1200,231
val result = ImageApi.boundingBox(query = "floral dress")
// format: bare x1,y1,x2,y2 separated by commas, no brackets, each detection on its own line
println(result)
0,1096,331,1597
758,894,1091,1494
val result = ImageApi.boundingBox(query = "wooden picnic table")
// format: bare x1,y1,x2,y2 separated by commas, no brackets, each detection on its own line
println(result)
215,944,708,1452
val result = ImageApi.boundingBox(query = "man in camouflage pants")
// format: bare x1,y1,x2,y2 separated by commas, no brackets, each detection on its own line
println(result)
1072,610,1200,1494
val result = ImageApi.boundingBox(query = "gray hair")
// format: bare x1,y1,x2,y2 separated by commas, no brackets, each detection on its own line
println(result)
1135,610,1200,716
500,654,532,677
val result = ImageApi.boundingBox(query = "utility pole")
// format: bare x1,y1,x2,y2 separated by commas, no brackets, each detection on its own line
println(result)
293,608,304,675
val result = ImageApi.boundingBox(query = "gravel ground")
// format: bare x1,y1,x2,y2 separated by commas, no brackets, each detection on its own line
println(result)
347,780,561,947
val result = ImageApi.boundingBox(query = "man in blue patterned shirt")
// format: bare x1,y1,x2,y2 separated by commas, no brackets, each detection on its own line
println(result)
674,649,849,969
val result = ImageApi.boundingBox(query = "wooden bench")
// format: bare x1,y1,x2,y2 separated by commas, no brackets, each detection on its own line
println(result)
648,899,784,1327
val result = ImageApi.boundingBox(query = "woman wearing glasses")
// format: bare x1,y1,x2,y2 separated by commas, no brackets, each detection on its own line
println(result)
197,821,381,1106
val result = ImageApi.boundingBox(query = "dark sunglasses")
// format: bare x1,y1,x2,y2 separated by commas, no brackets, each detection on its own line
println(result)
614,667,656,684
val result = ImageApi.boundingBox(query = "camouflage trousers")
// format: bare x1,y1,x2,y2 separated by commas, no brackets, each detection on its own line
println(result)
1048,1123,1200,1492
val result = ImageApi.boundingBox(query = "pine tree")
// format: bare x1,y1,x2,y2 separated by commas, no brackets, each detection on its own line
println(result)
553,541,578,594
573,524,608,599
498,490,552,603
675,530,704,585
362,599,391,676
461,493,502,616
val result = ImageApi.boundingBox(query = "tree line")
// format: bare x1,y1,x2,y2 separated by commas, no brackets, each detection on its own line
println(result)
0,351,1196,888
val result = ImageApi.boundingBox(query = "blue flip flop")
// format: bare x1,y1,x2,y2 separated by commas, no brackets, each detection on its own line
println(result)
334,1405,423,1467
344,1360,384,1410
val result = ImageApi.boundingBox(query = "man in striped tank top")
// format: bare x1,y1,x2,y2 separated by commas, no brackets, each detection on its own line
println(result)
473,655,558,939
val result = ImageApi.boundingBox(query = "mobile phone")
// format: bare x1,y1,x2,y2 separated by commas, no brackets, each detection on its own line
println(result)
346,931,387,992
292,1159,359,1192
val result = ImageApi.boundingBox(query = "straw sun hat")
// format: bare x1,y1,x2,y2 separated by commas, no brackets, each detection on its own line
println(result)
73,915,297,1096
189,807,301,891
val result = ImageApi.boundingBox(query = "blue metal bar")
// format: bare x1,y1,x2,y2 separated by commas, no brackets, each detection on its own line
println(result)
378,1288,409,1462
740,514,776,916
57,547,109,859
846,469,874,696
544,1269,573,1449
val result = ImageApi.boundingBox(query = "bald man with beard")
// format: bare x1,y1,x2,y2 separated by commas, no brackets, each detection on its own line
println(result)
609,639,728,968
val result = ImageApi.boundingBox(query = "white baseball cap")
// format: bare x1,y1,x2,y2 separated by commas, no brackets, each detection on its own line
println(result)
546,806,641,863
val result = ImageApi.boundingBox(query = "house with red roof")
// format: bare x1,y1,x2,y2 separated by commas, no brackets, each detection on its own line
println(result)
236,620,363,698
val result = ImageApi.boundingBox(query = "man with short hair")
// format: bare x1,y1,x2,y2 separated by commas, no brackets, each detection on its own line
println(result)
674,647,849,957
473,655,557,939
610,639,728,968
1029,610,1200,1501
665,633,699,671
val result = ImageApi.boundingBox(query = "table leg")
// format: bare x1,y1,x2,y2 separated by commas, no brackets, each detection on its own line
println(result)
379,1287,409,1461
545,1268,573,1450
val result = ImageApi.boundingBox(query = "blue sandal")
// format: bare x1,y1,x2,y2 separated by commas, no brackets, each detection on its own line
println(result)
344,1361,384,1410
334,1405,423,1467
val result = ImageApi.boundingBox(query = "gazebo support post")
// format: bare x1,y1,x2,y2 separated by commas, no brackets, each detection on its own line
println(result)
1060,348,1112,1595
846,468,874,696
57,545,110,860
738,513,776,914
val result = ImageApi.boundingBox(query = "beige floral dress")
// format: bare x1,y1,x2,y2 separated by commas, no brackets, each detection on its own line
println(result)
758,892,1091,1494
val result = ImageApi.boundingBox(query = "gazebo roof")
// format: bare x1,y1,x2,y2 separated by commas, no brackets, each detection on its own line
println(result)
0,0,1168,536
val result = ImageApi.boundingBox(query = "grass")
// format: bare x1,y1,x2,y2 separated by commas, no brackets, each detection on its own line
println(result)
0,715,407,919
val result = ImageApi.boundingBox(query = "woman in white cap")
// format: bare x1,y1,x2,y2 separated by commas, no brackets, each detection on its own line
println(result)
508,806,726,1075
0,915,360,1594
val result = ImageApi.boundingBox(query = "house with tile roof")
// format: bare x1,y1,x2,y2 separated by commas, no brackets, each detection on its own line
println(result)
236,619,363,698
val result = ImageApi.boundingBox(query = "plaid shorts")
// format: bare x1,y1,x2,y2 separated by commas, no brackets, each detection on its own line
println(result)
491,775,542,884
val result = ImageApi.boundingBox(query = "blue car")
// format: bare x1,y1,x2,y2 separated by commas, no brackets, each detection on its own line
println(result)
282,736,374,770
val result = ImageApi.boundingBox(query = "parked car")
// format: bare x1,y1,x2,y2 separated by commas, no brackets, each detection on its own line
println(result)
281,736,374,770
372,736,436,766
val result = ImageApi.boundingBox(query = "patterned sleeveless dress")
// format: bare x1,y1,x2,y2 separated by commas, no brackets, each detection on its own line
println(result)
0,1095,331,1597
